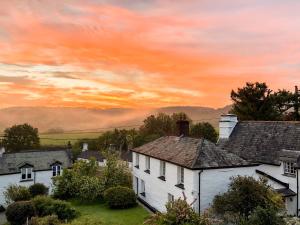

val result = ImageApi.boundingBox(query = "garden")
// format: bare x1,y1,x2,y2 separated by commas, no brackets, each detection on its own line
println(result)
1,150,149,225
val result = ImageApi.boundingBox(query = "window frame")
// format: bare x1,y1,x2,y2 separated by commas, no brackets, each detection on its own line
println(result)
20,167,33,181
159,161,166,180
140,179,146,197
168,193,174,202
145,156,150,173
52,164,62,177
178,166,184,184
135,153,140,168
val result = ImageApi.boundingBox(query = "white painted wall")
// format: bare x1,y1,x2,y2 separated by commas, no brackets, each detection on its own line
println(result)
132,152,198,212
0,170,55,206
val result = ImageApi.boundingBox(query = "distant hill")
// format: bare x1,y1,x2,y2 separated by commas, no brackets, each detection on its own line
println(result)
0,106,231,133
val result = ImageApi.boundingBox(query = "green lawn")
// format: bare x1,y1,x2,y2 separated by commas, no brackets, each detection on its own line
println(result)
69,200,150,225
40,132,103,146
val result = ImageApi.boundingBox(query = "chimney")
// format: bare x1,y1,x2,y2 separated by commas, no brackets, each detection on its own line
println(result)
176,120,190,136
219,114,238,139
82,143,88,152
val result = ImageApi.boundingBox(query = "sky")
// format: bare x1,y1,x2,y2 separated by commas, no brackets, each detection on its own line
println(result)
0,0,299,109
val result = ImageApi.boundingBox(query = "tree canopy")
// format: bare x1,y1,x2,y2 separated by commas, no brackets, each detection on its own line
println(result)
2,124,40,152
190,122,218,143
230,82,297,121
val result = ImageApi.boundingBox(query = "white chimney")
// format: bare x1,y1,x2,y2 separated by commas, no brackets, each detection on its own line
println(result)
82,143,88,152
0,147,5,157
219,114,238,139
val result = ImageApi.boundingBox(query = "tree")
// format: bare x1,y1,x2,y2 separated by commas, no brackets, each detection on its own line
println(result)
190,122,218,143
212,176,283,223
230,82,294,121
2,124,40,152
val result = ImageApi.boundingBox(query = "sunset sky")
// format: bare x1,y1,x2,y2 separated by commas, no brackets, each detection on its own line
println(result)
0,0,299,109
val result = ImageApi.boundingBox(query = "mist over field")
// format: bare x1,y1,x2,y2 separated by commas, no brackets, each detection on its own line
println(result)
0,106,231,133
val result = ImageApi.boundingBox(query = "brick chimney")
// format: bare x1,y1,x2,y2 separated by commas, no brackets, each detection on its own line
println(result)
176,120,190,136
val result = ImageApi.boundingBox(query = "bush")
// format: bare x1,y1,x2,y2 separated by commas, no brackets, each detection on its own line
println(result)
32,196,77,221
29,183,49,197
30,215,61,225
66,218,104,225
245,206,285,225
104,186,137,209
5,201,35,225
77,176,103,202
4,184,31,204
0,204,5,212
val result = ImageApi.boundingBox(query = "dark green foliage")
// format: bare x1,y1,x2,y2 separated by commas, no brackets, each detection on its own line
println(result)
4,184,31,204
2,123,40,152
0,204,5,212
245,206,285,225
212,176,283,222
30,215,61,225
32,195,77,221
5,201,35,225
230,82,295,121
190,122,218,143
29,183,49,197
104,186,137,209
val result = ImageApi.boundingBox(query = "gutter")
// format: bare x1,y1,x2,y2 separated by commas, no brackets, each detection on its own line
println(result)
198,170,203,214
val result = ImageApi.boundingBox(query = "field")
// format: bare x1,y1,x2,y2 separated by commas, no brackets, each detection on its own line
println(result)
40,132,103,146
69,200,150,225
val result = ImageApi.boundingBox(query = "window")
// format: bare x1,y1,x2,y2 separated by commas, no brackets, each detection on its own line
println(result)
168,193,174,202
135,153,140,168
284,161,296,176
21,167,33,181
145,156,150,173
52,165,61,177
140,179,145,197
175,167,185,189
158,161,166,180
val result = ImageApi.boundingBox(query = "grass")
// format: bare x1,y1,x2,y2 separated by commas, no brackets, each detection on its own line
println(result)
40,132,103,146
69,200,150,225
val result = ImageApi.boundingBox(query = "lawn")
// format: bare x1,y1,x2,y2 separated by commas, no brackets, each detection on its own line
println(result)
69,200,150,225
40,132,103,146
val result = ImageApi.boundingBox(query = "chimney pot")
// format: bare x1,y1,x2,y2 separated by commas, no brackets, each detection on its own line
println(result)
176,120,190,136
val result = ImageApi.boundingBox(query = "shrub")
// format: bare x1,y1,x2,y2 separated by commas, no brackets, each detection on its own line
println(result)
5,201,35,225
104,186,137,209
4,184,31,204
32,196,77,221
66,218,104,225
29,183,49,197
245,206,285,225
30,215,61,225
0,204,5,212
77,176,104,202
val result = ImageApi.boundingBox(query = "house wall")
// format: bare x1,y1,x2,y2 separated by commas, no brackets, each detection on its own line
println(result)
132,152,198,212
199,166,258,212
0,170,54,206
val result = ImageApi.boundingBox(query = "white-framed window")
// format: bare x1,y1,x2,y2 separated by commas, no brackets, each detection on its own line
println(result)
135,153,140,168
52,165,61,177
140,179,145,196
21,167,33,181
177,166,184,184
145,156,150,171
284,161,296,176
168,193,174,202
160,161,166,177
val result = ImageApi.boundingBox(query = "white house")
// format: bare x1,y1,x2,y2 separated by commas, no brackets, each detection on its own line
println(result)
132,115,300,216
0,148,72,206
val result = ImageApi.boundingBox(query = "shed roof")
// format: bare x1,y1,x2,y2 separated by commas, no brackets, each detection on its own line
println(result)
132,136,253,169
0,149,72,175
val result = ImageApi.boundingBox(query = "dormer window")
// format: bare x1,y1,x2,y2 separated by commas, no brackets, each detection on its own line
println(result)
21,167,33,181
284,161,296,176
52,165,61,177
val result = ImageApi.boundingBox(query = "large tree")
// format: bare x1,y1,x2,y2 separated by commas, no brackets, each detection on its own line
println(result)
230,82,294,121
190,122,218,143
2,124,40,152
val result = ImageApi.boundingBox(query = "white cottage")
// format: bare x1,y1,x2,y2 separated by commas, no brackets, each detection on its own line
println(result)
0,148,72,206
131,120,259,213
132,115,300,216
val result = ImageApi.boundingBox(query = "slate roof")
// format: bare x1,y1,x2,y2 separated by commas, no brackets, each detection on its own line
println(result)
0,149,72,175
78,150,105,162
132,136,253,169
219,121,300,165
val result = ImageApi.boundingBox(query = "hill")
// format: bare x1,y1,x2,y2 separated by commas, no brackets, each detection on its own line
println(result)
0,105,231,133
